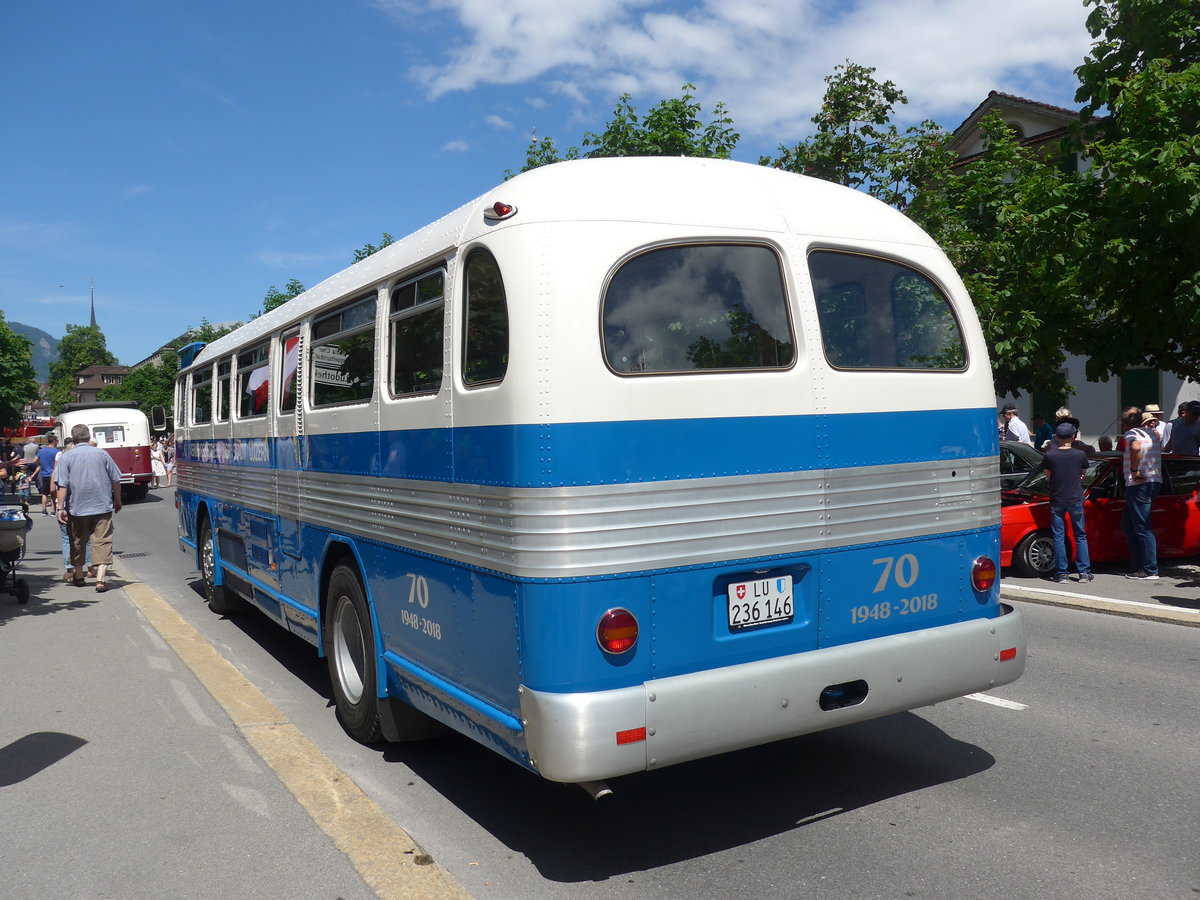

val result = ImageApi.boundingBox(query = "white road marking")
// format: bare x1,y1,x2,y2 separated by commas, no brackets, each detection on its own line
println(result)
1012,586,1199,615
965,692,1028,710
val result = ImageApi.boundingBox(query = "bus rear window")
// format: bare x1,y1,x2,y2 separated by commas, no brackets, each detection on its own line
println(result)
810,251,966,370
603,244,794,374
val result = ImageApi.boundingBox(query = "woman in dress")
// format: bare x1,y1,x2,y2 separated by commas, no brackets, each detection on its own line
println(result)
150,437,167,488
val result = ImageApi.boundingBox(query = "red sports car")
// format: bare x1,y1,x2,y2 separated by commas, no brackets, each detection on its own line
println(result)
1001,453,1200,576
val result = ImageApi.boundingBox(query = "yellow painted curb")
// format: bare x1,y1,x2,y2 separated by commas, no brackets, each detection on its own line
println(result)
123,582,472,900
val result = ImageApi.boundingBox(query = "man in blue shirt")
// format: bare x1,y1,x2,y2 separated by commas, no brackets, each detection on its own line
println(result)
35,434,59,516
1042,422,1092,584
55,424,122,592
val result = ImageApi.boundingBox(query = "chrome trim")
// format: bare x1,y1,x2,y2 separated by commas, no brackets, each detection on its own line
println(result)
178,456,1001,579
520,604,1025,782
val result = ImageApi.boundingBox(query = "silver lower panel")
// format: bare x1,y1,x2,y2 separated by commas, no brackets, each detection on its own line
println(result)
520,604,1025,782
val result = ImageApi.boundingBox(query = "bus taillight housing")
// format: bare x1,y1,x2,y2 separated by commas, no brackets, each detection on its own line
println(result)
971,556,997,592
597,608,638,655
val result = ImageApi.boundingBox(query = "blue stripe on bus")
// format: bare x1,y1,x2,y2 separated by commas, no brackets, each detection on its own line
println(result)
184,407,998,488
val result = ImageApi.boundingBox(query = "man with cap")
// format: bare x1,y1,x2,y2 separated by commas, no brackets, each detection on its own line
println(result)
1165,400,1200,456
1001,403,1033,445
1042,421,1093,583
1121,407,1164,579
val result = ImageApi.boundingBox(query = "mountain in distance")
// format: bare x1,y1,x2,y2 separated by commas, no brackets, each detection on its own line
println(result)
9,321,58,382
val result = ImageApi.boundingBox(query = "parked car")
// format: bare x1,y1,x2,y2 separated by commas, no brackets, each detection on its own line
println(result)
1001,453,1200,576
1000,440,1044,490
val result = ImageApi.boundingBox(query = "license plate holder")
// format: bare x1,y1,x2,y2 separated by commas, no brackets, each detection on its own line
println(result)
727,575,794,630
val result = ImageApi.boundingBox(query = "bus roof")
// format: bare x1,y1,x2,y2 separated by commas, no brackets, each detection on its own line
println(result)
185,157,935,371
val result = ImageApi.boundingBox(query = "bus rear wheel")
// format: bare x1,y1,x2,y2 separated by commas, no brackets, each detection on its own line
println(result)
325,564,383,745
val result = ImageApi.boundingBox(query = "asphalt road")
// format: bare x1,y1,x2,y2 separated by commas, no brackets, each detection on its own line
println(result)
2,491,1197,899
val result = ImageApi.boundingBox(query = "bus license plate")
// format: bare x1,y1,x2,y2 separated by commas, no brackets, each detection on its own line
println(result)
727,576,794,630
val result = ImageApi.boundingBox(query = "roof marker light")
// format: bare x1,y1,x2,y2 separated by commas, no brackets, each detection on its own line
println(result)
483,201,518,222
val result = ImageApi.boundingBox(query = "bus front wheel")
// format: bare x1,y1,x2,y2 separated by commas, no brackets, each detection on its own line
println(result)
325,564,384,745
199,519,244,615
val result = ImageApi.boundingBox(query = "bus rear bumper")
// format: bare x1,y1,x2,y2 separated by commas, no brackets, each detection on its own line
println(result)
520,603,1025,783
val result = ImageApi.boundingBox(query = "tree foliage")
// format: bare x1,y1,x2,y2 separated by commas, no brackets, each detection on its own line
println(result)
760,62,952,212
48,324,118,414
353,232,395,263
100,319,240,421
507,84,740,176
260,278,306,317
909,114,1085,397
1065,0,1200,381
0,310,40,429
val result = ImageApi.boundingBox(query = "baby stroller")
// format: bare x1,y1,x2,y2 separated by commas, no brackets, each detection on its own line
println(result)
0,502,32,605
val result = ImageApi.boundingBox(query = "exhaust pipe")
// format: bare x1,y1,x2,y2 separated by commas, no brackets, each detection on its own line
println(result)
577,780,614,801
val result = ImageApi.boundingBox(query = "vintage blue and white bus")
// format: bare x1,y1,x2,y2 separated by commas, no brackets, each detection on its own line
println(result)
175,157,1023,789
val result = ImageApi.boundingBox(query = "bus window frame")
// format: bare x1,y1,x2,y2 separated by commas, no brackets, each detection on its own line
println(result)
461,246,509,389
599,239,798,377
388,266,447,400
236,342,271,420
214,357,232,423
191,365,214,425
808,247,969,373
308,292,378,410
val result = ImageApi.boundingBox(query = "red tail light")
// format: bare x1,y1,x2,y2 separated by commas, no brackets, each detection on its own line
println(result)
971,556,998,592
597,608,638,654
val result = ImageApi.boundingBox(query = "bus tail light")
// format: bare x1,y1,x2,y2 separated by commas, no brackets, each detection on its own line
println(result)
597,608,638,654
971,556,997,592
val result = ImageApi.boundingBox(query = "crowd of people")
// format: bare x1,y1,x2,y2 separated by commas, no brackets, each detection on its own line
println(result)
1001,400,1200,583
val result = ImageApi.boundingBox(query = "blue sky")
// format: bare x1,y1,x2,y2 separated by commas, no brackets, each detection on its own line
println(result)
1,0,1094,366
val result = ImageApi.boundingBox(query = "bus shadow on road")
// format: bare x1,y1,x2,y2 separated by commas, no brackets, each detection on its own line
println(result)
388,710,994,882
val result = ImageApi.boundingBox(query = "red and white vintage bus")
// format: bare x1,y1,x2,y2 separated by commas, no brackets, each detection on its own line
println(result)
54,402,153,500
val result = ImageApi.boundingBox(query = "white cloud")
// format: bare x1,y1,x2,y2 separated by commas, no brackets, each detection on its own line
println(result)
254,250,343,269
485,113,514,129
441,139,471,152
403,0,1093,140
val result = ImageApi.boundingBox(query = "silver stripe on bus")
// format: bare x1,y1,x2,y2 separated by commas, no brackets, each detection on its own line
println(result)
178,456,1000,579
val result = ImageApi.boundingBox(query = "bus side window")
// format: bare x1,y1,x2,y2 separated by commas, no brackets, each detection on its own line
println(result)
238,343,271,418
310,294,376,408
462,248,508,386
215,358,232,422
279,333,300,413
192,367,213,424
391,270,444,397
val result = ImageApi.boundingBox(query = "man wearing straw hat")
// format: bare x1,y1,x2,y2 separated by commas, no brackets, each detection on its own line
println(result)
1121,406,1164,579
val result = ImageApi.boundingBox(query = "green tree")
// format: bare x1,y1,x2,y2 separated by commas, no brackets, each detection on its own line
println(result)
909,113,1085,397
100,319,240,420
0,310,40,428
352,233,395,262
1066,0,1200,381
507,84,740,176
48,324,118,414
760,61,952,211
260,278,306,317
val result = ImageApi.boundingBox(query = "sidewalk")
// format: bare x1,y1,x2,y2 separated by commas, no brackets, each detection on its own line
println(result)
0,499,379,898
1000,560,1200,627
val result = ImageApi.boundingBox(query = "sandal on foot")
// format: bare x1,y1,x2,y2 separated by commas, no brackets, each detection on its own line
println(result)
73,577,86,586
95,582,108,593
87,566,98,577
64,570,74,583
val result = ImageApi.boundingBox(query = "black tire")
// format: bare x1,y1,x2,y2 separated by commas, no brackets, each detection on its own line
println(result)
199,518,244,615
1013,530,1062,577
16,578,29,604
324,563,383,745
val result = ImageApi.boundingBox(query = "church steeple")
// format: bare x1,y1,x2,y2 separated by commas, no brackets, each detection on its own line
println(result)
89,278,97,329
